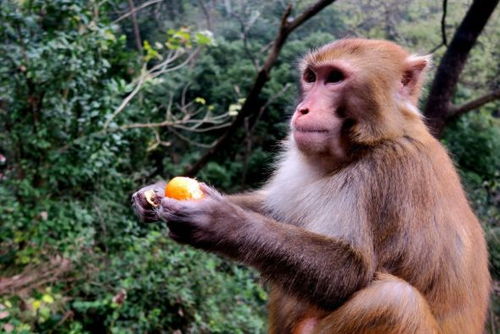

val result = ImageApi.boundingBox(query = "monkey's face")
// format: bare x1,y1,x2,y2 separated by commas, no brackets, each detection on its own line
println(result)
291,60,352,161
292,39,430,156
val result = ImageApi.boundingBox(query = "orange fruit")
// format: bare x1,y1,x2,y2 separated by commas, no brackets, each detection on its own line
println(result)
165,177,204,200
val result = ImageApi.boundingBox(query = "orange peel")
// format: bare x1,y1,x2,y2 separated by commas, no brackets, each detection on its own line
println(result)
144,189,159,207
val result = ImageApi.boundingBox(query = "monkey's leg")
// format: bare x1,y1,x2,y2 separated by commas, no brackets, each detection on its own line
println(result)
313,273,440,334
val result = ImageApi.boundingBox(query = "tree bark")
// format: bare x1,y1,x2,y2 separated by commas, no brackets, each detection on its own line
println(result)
423,0,499,137
127,0,143,51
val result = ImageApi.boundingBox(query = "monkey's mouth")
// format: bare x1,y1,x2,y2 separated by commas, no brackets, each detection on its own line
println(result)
293,127,329,134
292,128,331,150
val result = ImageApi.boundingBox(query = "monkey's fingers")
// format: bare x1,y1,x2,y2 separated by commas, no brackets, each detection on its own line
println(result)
158,197,191,221
131,200,159,222
198,183,223,200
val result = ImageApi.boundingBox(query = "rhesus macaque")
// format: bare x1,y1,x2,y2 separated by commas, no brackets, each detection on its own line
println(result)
132,39,490,334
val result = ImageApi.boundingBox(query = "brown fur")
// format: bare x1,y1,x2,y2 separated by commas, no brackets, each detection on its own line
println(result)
229,39,490,333
133,38,490,334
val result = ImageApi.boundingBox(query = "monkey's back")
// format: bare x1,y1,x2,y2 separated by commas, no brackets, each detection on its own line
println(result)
372,135,490,334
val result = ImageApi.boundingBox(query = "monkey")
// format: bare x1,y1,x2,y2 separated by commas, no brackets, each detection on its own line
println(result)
132,39,490,334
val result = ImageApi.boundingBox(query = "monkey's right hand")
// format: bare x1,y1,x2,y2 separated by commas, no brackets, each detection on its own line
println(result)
131,181,167,222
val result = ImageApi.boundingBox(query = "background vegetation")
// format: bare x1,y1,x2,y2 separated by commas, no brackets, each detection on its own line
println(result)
0,0,498,333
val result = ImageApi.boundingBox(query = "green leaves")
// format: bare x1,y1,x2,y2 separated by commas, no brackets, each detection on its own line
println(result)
165,27,215,50
195,30,216,46
143,40,161,61
0,2,264,332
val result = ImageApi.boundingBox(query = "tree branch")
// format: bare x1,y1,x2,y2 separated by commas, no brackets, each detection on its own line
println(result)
197,0,213,31
447,88,500,120
423,0,499,137
441,0,448,46
183,0,338,177
113,0,163,23
127,0,143,51
103,48,199,130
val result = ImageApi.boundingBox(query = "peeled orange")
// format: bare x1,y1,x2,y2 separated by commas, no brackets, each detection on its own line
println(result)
165,177,204,200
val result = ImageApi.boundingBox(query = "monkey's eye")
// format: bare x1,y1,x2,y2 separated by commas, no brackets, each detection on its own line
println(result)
326,69,345,84
303,69,316,83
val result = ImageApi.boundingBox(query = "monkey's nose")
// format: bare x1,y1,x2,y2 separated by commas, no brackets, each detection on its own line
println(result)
298,107,309,116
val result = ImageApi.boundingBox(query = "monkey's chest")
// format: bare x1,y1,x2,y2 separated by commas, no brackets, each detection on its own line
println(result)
264,179,361,240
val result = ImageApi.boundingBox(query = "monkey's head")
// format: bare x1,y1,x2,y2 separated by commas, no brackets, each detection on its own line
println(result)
291,38,430,164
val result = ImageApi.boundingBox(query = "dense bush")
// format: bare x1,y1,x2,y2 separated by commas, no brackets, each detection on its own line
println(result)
0,1,266,332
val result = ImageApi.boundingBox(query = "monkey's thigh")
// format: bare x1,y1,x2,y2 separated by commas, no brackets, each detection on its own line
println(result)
314,273,440,334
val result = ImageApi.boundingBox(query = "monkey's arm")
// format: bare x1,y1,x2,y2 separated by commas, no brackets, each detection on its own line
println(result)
154,186,374,310
226,190,267,214
229,211,374,309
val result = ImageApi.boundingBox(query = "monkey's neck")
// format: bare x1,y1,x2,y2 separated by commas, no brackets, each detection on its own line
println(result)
276,139,345,179
302,153,353,175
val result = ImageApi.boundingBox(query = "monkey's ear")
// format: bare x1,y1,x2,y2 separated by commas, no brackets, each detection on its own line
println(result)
401,55,431,101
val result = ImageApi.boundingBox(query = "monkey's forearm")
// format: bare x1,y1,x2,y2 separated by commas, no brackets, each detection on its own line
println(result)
220,211,374,309
226,190,267,214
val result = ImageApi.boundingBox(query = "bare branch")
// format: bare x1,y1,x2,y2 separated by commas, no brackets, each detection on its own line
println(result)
127,0,143,51
428,43,444,54
426,0,449,54
232,9,261,70
0,256,71,295
169,127,215,148
172,122,231,133
113,0,164,23
103,48,200,130
197,0,213,30
104,65,148,130
249,83,292,134
286,0,336,32
119,120,173,130
184,0,338,176
448,88,500,119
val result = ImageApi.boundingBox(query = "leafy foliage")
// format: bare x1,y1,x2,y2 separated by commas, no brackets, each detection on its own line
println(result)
0,1,265,332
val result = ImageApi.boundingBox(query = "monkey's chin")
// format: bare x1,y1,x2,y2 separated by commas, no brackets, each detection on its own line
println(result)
292,130,330,154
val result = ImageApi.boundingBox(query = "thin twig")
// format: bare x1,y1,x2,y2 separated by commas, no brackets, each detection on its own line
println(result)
104,66,148,129
169,127,215,148
172,122,231,133
119,120,174,129
249,83,292,134
113,0,164,23
428,43,444,54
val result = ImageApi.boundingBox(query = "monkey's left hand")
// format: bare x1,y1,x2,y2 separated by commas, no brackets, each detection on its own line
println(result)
158,183,248,250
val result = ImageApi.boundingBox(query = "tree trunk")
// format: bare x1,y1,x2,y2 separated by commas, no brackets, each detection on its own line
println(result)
423,0,499,137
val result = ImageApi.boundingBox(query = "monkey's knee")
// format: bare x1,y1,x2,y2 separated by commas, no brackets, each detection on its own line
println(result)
315,273,440,334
